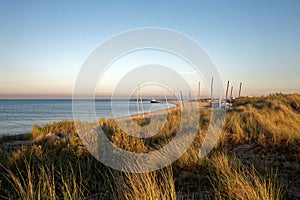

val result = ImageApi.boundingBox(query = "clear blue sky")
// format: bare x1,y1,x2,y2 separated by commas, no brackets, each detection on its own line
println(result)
0,0,299,98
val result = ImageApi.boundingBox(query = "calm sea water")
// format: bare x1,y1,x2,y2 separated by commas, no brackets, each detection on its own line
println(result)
0,99,174,136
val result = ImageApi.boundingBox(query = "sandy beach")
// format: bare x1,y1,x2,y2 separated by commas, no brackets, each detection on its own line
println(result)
128,101,210,119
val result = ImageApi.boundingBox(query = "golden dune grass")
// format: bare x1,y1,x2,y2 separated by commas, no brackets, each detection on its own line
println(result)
0,93,299,199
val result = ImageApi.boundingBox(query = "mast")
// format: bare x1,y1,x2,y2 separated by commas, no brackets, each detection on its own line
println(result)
136,91,140,115
180,90,184,108
210,77,214,105
229,86,234,108
164,93,170,114
225,80,230,103
198,81,201,100
189,91,193,109
138,85,145,117
238,82,242,98
189,91,192,101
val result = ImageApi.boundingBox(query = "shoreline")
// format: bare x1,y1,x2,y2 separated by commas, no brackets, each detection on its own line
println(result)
127,101,180,120
0,101,211,138
127,101,211,119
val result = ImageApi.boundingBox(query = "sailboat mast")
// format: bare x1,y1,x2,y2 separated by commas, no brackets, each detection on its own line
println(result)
138,85,145,117
164,93,170,114
189,91,193,109
136,92,140,115
198,81,200,100
225,80,230,103
180,90,184,108
211,77,214,101
189,91,192,101
238,82,242,98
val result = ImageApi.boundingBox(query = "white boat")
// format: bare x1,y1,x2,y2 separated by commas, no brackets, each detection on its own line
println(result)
150,98,160,103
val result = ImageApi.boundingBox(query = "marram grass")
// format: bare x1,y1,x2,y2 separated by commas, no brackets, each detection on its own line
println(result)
1,93,299,199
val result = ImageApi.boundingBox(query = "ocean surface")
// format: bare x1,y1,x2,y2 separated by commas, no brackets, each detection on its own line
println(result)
0,99,175,136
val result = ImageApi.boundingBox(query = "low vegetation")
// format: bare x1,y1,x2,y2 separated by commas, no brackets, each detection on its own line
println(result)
0,93,299,199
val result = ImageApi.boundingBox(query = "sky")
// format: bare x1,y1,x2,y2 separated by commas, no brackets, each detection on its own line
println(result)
0,0,299,99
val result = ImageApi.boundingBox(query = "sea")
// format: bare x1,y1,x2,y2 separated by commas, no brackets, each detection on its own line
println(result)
0,99,175,136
